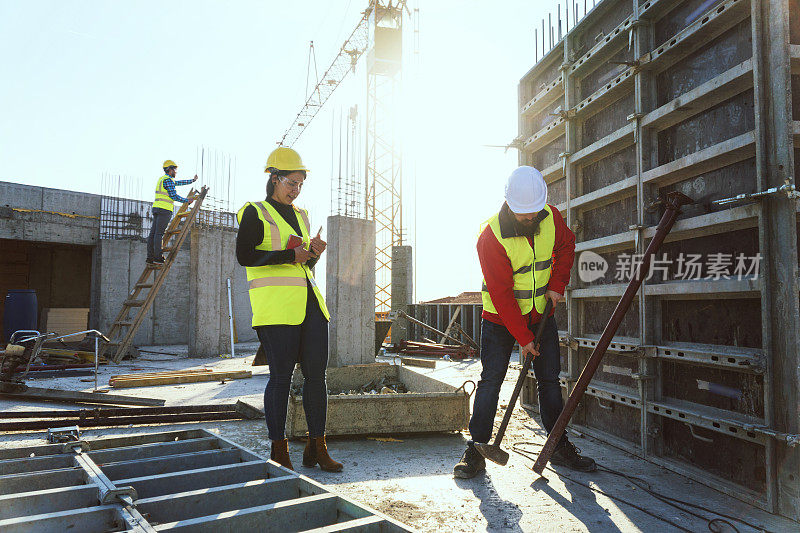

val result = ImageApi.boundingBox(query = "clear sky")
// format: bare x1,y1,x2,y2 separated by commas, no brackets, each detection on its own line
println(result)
0,0,574,302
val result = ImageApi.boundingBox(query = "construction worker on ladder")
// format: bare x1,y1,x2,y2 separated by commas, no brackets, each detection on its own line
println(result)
454,166,596,478
146,160,197,265
235,146,342,473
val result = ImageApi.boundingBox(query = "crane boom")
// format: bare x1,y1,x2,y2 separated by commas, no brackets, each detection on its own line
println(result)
277,7,373,147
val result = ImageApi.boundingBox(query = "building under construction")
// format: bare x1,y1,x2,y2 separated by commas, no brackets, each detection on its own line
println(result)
515,0,800,520
1,0,800,531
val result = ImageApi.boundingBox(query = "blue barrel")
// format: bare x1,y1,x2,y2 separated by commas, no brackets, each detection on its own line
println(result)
3,289,38,342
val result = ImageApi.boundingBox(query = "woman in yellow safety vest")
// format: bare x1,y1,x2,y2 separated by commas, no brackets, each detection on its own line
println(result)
235,147,341,472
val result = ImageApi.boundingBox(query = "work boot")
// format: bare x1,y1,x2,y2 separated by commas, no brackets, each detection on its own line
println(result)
453,442,486,479
550,440,597,472
270,439,293,470
303,436,343,472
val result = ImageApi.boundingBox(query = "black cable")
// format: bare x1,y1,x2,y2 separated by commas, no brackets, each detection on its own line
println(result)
511,441,773,533
593,464,771,532
511,441,695,532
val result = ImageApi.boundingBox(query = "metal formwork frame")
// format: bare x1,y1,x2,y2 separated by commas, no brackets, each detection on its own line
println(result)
518,0,799,518
0,429,412,532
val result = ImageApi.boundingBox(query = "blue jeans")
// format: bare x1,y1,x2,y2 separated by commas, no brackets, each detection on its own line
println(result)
469,315,566,446
255,285,329,440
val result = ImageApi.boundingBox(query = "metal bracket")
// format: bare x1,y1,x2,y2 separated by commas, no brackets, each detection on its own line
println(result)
100,486,139,505
686,423,714,443
62,440,89,454
596,398,614,411
628,223,645,250
627,113,645,143
558,151,571,175
559,333,579,351
47,425,81,443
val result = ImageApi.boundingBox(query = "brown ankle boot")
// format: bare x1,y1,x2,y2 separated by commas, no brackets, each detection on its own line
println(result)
270,439,293,470
303,436,343,472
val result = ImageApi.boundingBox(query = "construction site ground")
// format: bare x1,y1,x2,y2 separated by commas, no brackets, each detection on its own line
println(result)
1,343,795,533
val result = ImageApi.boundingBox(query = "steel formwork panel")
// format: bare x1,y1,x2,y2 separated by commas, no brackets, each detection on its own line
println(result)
0,429,411,532
518,0,800,519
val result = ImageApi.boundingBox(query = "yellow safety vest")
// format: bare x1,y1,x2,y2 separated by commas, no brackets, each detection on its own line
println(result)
153,175,174,212
481,205,555,316
236,201,330,326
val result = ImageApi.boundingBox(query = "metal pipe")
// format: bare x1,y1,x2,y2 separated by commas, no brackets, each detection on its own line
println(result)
396,310,463,346
226,278,235,358
94,336,99,391
532,191,693,475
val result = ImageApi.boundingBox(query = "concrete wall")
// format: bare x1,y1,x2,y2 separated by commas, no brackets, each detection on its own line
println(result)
0,181,101,246
326,215,376,367
2,180,255,348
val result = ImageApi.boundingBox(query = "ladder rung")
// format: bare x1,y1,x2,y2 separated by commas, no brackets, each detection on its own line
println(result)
114,321,134,327
146,263,164,269
162,247,174,253
135,283,153,289
166,228,181,234
177,212,191,218
123,300,145,307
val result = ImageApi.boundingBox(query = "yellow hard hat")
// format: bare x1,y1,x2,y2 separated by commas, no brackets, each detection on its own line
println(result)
264,147,309,173
163,159,178,169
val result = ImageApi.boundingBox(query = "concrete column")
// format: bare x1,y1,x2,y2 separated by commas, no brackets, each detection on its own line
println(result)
390,245,413,343
189,227,225,357
326,215,375,367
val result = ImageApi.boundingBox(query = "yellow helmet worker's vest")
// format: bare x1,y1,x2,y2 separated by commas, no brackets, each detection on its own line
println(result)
236,201,330,326
153,175,174,212
480,205,556,316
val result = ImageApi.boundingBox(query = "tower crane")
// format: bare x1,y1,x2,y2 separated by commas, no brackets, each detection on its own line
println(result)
277,1,409,313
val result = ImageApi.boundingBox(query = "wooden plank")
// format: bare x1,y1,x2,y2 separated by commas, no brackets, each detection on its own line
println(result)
400,357,437,369
109,369,213,379
0,385,165,406
109,370,252,388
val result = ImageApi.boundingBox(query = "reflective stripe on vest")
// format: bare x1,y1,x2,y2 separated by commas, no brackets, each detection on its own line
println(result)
153,175,174,212
235,201,330,326
480,205,556,316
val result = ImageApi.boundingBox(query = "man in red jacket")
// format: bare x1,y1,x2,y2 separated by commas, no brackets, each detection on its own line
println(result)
454,166,596,478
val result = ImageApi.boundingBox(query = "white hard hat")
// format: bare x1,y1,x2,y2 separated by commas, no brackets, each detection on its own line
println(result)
505,166,547,213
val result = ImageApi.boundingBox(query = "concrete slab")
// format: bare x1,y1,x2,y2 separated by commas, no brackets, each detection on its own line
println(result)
0,344,795,532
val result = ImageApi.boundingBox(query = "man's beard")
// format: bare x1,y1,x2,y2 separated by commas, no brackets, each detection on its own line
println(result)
516,218,540,235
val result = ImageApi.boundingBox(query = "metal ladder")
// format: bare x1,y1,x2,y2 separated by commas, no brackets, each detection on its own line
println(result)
101,186,209,363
